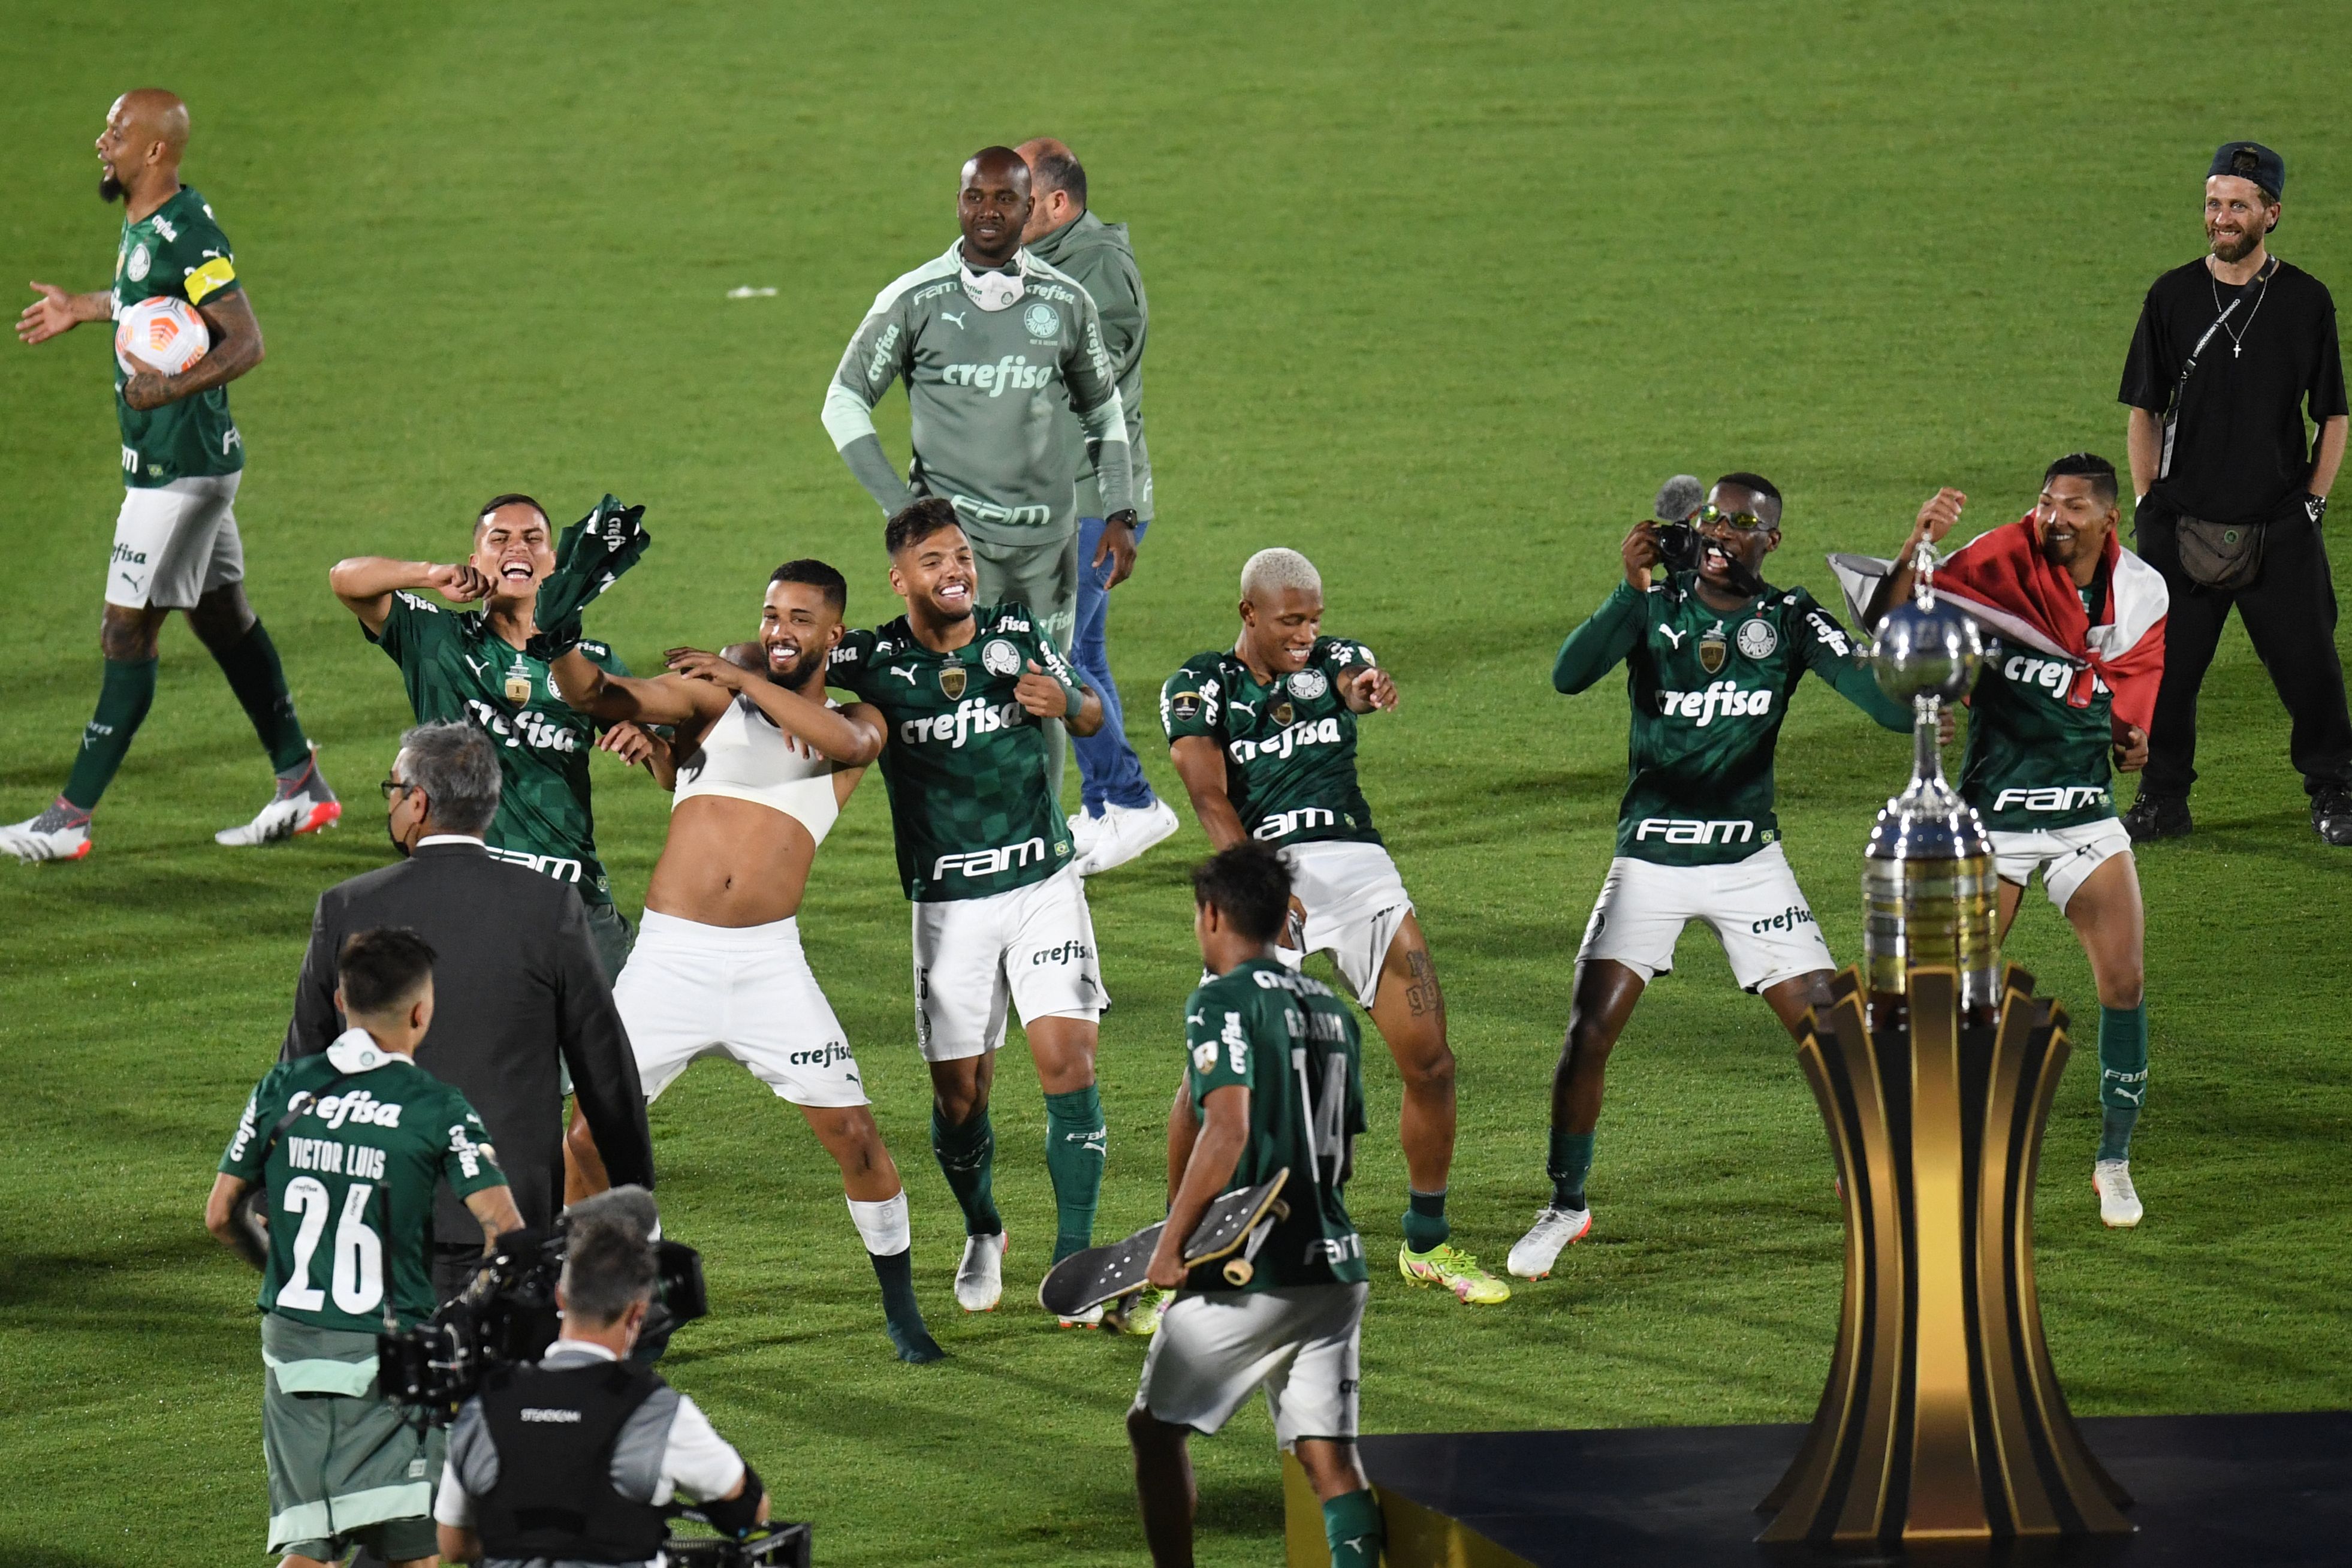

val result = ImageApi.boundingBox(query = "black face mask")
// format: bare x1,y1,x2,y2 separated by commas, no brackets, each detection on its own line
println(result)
387,813,412,859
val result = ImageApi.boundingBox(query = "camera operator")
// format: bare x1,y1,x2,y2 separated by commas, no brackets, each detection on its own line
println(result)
433,1212,769,1567
207,928,523,1568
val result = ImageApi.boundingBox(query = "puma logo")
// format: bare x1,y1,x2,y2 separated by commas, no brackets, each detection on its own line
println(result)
889,664,918,684
1228,700,1256,719
942,310,966,328
463,654,490,678
1659,625,1687,648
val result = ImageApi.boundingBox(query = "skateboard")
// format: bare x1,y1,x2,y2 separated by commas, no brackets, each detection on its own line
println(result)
1037,1169,1290,1323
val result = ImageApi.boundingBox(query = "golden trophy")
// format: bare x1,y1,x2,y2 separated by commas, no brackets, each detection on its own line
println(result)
1756,558,2133,1548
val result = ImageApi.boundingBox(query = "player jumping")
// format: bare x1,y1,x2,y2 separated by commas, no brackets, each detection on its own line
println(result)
1161,548,1508,1305
1127,843,1382,1568
549,559,944,1361
5,89,335,862
827,499,1113,1318
1866,457,2167,1227
1508,474,1913,1280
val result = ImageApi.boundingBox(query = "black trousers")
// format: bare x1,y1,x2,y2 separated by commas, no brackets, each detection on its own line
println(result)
2137,500,2352,798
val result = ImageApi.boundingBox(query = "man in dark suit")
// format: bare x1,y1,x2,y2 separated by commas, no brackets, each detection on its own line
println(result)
283,720,655,1302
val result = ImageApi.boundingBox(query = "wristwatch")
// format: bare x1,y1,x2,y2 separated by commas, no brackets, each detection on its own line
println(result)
1104,509,1139,531
2306,493,2330,526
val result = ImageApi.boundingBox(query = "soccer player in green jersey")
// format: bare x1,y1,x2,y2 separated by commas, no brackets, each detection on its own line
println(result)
1162,548,1509,1307
1508,475,1913,1281
1127,844,1382,1568
331,494,661,979
4,89,336,864
207,928,522,1568
1875,459,2164,1228
828,499,1114,1318
823,146,1139,789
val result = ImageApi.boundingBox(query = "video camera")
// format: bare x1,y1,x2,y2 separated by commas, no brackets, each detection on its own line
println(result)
664,1518,813,1567
377,1193,708,1424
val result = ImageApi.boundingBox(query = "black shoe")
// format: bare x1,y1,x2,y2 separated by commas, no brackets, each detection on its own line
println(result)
2120,790,2192,843
2313,789,2352,847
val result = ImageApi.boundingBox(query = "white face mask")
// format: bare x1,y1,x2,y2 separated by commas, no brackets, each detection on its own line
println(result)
960,258,1025,313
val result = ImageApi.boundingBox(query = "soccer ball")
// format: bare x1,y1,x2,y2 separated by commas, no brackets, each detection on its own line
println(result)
114,296,210,376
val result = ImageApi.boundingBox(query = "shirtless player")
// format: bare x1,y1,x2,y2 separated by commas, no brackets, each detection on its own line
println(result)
551,559,942,1363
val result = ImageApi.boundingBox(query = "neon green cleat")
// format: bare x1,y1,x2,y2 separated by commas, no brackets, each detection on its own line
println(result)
1111,1287,1177,1337
1398,1241,1510,1305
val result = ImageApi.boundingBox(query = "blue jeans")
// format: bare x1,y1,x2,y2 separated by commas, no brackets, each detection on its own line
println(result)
1072,514,1157,815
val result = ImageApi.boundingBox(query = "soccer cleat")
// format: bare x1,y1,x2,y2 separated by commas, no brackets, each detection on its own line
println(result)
1078,797,1180,876
1108,1287,1175,1338
2092,1160,2143,1228
2119,790,2191,844
1066,810,1103,859
216,750,342,847
955,1229,1006,1312
1506,1206,1593,1279
1056,1302,1106,1329
1399,1241,1510,1304
0,802,93,864
2311,789,2352,848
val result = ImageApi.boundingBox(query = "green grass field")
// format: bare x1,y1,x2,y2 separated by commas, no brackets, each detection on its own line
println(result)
3,4,2348,1563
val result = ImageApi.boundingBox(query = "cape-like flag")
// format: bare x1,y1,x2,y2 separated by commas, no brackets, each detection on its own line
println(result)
1828,513,2168,732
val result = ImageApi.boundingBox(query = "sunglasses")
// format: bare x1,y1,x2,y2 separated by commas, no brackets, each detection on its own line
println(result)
1696,505,1771,532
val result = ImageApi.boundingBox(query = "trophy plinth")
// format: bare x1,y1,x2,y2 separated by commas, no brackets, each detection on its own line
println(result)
1756,571,2131,1549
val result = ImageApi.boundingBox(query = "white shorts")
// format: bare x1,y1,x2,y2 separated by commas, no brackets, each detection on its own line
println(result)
1132,1282,1367,1449
911,866,1106,1062
1576,841,1834,994
1277,840,1412,1007
1989,819,2133,914
614,910,867,1106
105,473,244,610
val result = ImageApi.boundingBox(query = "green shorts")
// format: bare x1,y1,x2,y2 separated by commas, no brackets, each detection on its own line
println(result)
261,1313,441,1560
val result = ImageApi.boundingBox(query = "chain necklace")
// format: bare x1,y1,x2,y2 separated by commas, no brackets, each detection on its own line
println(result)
2209,255,2276,360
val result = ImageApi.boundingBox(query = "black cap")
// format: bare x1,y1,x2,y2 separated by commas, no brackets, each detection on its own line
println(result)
2209,141,2284,200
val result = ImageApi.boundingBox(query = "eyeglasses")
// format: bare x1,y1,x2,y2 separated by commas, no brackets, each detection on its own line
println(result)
379,777,416,801
1696,505,1771,532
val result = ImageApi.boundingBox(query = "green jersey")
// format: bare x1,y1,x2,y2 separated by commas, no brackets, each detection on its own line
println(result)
1160,638,1383,848
219,1030,508,1333
1554,575,1911,866
1023,210,1154,524
1962,626,2118,832
1181,958,1367,1293
829,602,1083,901
822,242,1133,543
366,590,628,904
110,185,245,489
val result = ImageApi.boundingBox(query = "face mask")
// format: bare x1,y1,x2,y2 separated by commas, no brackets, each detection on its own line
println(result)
960,260,1024,312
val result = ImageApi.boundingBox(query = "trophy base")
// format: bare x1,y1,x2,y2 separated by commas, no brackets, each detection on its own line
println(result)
1296,1412,2352,1567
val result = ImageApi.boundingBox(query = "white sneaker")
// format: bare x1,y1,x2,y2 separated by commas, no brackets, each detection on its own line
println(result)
1067,810,1103,858
955,1230,1006,1311
1507,1205,1592,1279
0,806,92,864
2092,1160,2142,1229
216,750,342,847
1056,1302,1105,1329
1078,798,1179,876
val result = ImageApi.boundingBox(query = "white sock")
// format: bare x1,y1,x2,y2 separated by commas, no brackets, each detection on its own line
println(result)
847,1190,911,1256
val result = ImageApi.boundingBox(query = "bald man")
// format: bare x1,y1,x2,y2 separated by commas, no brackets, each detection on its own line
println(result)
6,89,334,864
822,145,1137,792
1015,138,1177,878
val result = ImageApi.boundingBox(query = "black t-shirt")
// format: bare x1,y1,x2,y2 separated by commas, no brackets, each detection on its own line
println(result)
2118,257,2347,524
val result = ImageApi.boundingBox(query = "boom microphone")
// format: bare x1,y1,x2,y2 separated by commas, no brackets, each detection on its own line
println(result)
1654,474,1704,523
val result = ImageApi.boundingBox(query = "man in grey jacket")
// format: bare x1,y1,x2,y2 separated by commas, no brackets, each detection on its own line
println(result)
1017,137,1177,875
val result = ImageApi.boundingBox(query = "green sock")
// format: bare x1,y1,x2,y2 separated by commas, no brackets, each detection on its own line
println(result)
1321,1486,1383,1568
1042,1085,1106,1262
930,1108,1002,1237
867,1247,943,1364
2096,1003,2148,1163
209,620,311,773
1401,1187,1449,1253
62,656,158,811
1548,1128,1596,1211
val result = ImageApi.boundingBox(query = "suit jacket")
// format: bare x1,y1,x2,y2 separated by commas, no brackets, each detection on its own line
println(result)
282,840,654,1242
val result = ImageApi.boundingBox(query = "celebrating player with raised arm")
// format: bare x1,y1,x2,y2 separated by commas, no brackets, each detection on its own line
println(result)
1868,457,2167,1228
1507,475,1913,1281
827,499,1113,1319
1161,548,1508,1307
330,495,661,979
4,89,336,863
1127,844,1382,1568
550,559,943,1361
